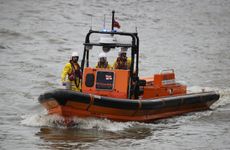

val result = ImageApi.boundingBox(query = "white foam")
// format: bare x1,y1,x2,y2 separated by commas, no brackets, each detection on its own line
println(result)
71,117,135,131
20,114,136,131
20,114,65,127
211,88,230,108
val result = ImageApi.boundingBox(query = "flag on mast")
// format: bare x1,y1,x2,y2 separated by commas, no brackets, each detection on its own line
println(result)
113,19,120,29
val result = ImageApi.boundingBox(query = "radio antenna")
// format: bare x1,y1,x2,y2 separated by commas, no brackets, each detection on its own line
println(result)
90,15,93,30
103,14,106,29
111,10,115,31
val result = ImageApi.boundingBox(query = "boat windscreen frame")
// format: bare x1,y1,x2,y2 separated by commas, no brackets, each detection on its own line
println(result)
81,30,140,99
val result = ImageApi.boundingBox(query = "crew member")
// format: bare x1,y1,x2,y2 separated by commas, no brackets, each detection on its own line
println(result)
61,52,82,91
113,47,131,70
96,52,111,69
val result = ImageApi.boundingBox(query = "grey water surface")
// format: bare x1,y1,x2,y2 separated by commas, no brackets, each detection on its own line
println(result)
0,0,230,149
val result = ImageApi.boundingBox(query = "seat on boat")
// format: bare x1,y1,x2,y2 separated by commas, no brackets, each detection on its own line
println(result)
141,70,187,99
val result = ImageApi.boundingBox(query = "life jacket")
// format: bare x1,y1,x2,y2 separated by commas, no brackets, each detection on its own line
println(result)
115,57,128,70
68,61,82,88
97,61,109,69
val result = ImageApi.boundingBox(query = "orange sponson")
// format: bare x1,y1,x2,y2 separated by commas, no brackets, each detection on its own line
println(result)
44,99,213,122
142,72,186,99
82,67,130,98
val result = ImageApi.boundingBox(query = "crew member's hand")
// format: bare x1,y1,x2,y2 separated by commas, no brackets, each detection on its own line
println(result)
62,82,66,86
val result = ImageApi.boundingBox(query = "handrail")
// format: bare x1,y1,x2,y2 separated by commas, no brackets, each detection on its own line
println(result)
160,69,174,74
83,43,133,48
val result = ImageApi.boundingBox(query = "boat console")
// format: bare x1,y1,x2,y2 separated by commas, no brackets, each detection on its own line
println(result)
82,67,130,98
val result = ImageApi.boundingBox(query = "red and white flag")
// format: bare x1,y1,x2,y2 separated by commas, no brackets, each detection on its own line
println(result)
105,75,112,80
113,20,120,29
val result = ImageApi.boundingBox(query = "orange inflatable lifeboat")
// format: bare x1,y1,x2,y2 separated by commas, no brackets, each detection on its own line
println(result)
38,11,219,122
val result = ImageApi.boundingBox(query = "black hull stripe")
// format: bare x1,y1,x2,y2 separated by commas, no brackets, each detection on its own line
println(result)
38,89,220,110
38,89,91,105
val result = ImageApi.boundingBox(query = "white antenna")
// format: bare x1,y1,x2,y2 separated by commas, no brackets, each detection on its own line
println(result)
103,14,106,29
90,15,93,30
135,2,139,33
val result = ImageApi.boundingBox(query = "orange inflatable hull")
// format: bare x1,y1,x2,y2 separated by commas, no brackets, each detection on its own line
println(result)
39,89,219,122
